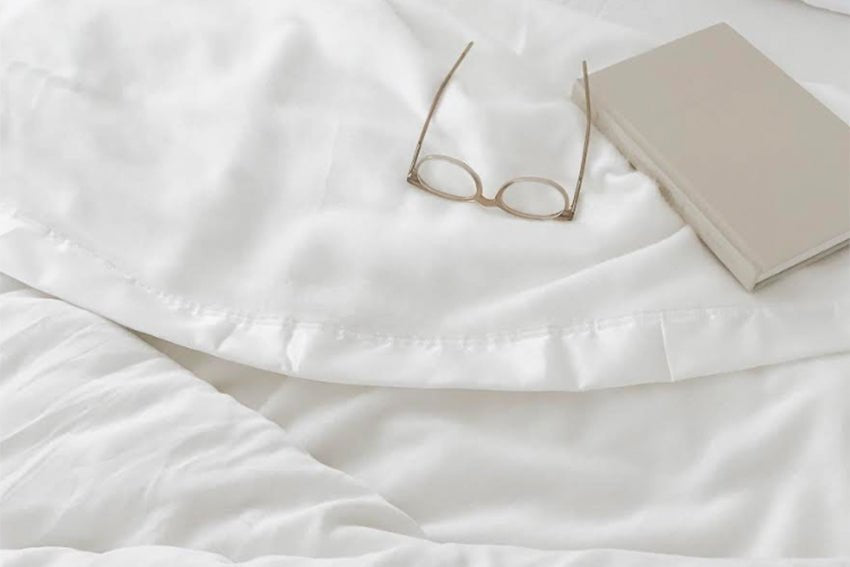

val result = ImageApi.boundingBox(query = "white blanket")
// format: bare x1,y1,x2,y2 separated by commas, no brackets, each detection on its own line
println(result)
2,0,848,391
4,273,850,565
1,0,849,564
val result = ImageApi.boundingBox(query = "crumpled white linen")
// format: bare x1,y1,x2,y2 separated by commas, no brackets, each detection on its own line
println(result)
3,1,850,562
2,273,849,565
1,0,848,392
144,332,850,559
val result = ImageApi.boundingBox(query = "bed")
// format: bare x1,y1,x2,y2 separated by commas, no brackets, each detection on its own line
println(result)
1,0,848,564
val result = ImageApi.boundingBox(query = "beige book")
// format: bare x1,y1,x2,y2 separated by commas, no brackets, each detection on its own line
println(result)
572,23,850,290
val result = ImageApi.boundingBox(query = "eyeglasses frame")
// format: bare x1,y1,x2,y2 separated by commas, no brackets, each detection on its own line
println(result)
406,41,592,221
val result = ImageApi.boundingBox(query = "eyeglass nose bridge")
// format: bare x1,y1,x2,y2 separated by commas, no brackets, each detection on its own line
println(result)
473,193,497,207
411,155,578,220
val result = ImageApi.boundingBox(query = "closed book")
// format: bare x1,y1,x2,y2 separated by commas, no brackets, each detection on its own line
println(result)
572,23,850,290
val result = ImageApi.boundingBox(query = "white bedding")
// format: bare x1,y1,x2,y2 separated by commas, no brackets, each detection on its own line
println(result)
561,0,850,92
1,0,849,564
4,274,850,564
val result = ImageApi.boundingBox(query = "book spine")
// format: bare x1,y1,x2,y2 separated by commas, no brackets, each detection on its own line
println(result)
571,81,759,290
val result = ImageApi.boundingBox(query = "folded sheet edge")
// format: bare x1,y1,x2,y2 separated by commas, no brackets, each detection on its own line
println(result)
1,204,847,391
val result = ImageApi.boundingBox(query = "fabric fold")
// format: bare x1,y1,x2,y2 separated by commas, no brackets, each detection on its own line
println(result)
1,0,848,392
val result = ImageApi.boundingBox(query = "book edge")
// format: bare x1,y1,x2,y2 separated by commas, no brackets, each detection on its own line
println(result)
571,80,759,290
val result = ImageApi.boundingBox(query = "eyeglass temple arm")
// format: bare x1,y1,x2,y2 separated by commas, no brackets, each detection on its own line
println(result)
566,60,592,218
408,41,474,176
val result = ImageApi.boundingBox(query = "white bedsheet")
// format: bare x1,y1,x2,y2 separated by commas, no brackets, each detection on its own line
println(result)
1,0,849,564
560,0,850,92
4,273,850,564
2,0,848,391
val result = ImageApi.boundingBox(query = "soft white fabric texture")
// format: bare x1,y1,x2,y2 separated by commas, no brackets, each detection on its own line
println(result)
561,0,850,91
139,332,850,559
1,0,848,391
3,274,850,564
2,0,850,564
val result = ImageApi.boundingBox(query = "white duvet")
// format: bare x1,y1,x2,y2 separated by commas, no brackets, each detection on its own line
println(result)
1,0,849,564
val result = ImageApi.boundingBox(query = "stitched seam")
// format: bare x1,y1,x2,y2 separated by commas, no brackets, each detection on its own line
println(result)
0,202,844,346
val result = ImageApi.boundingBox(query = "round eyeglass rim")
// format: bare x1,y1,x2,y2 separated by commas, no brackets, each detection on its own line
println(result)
413,154,483,202
495,175,570,220
414,154,571,220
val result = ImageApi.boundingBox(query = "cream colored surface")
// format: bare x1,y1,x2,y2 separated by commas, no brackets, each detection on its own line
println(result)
582,23,850,288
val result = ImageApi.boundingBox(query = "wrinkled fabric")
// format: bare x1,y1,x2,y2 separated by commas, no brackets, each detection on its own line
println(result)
2,273,849,565
1,0,847,391
142,333,850,558
2,0,850,564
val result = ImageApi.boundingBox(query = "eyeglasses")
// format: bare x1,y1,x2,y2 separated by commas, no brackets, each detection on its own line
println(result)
407,42,592,221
